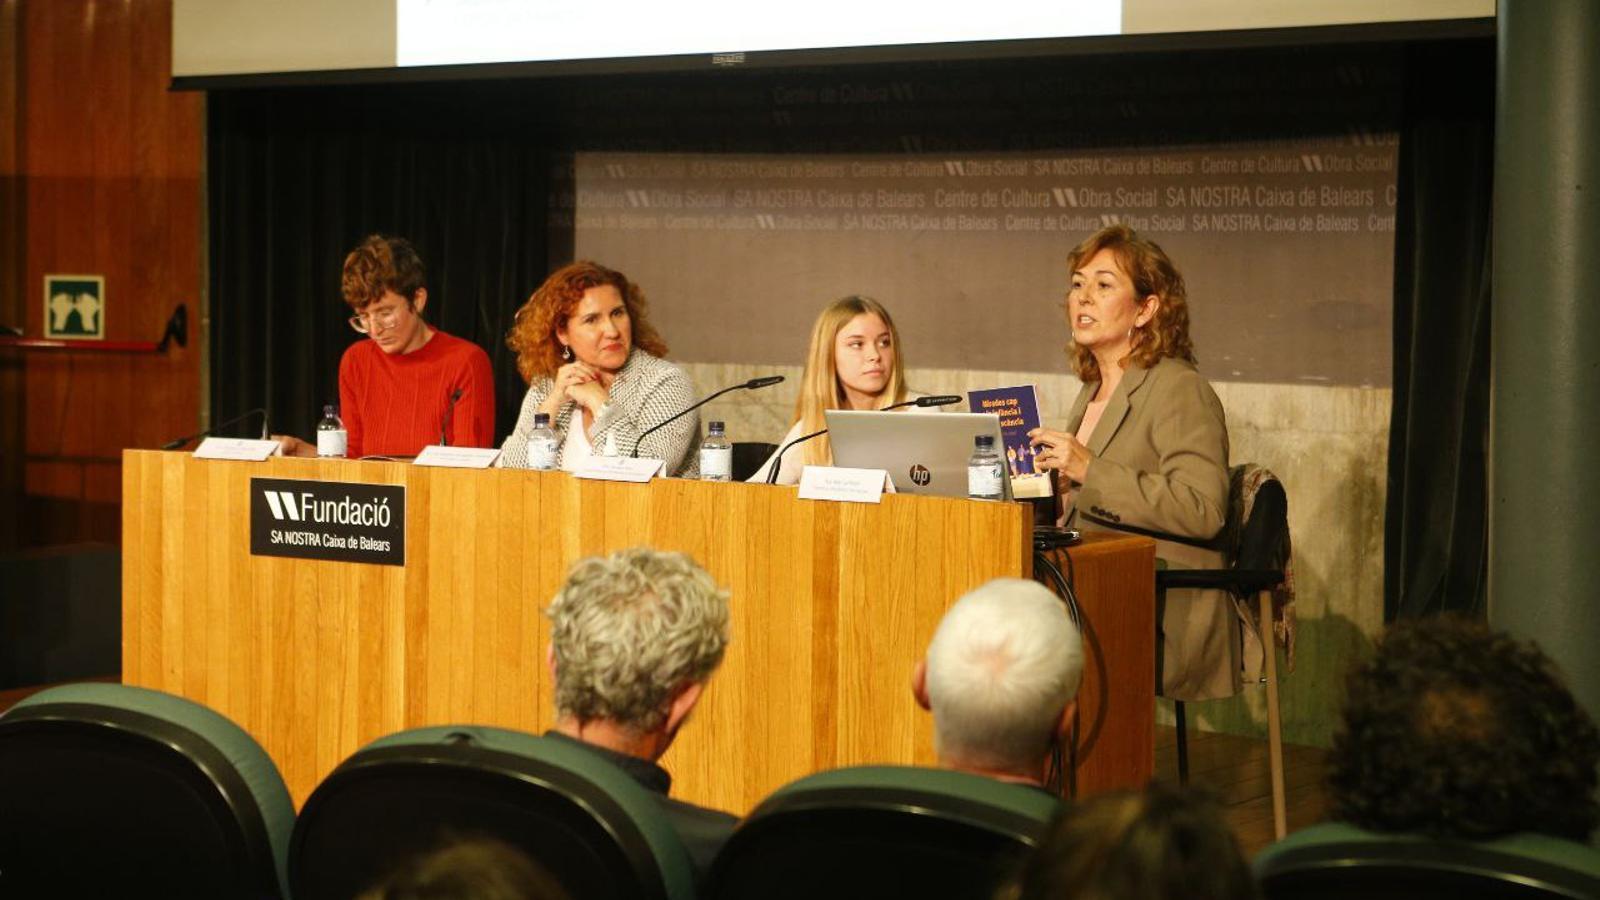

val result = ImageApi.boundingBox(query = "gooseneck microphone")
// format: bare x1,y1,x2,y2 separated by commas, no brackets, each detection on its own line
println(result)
631,375,785,458
766,427,829,484
764,394,963,484
439,388,465,446
885,395,962,411
160,408,269,451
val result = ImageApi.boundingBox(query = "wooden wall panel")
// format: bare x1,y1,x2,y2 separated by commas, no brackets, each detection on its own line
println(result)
1,0,23,551
5,0,202,550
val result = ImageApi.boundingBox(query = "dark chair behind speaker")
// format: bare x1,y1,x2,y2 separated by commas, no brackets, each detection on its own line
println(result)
0,683,294,898
732,442,778,482
289,725,697,900
1157,465,1290,838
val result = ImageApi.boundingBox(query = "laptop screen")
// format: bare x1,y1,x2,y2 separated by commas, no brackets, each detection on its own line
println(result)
824,410,1012,501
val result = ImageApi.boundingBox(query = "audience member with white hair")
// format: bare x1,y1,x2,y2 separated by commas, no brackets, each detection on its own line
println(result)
544,547,736,885
912,577,1084,789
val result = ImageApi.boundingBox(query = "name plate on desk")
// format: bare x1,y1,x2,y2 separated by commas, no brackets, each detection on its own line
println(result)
798,466,889,503
250,477,406,566
574,456,665,483
193,437,279,461
413,445,500,468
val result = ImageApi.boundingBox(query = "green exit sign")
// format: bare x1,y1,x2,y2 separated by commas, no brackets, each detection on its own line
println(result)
44,274,105,340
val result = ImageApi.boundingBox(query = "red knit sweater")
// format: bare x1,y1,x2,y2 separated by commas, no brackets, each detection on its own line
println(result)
337,330,496,459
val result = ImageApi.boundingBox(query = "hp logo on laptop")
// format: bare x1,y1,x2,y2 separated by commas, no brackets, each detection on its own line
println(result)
909,464,932,486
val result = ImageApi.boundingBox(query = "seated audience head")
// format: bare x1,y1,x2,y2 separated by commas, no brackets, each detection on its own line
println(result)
1330,615,1600,841
356,836,570,900
343,234,432,355
796,295,908,466
1065,223,1196,382
913,578,1082,785
507,260,667,382
1010,783,1259,900
547,547,730,761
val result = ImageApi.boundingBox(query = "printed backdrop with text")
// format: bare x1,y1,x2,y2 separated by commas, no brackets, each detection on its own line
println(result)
568,139,1396,387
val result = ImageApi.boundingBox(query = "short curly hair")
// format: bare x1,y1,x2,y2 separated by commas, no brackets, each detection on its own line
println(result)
506,260,669,383
1064,224,1196,384
547,548,729,734
1330,616,1600,841
342,234,426,311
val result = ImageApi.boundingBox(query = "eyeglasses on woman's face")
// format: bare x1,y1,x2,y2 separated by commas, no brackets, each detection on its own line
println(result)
348,299,411,334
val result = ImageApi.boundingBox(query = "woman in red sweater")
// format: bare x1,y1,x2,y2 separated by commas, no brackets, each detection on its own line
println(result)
276,235,495,458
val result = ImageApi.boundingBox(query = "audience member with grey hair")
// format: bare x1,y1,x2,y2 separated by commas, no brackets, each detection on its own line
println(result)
912,578,1083,788
544,547,736,885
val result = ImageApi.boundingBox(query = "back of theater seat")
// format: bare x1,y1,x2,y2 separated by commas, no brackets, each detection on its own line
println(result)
1254,822,1600,900
288,725,696,900
706,765,1058,900
0,683,294,898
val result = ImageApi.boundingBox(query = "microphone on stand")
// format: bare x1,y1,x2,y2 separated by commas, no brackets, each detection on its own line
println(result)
631,375,785,458
764,395,962,484
160,407,269,451
439,388,465,446
766,427,828,484
884,395,962,411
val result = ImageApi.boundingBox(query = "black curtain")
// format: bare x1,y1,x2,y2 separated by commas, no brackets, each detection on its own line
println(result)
1384,40,1495,619
208,85,555,443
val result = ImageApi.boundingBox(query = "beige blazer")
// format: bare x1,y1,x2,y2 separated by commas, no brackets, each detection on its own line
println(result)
1065,356,1248,701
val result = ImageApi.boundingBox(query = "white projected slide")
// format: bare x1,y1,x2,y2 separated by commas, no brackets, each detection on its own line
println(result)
397,0,1122,67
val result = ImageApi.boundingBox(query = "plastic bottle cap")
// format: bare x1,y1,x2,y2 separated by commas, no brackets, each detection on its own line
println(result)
975,435,994,448
709,421,725,434
534,413,550,427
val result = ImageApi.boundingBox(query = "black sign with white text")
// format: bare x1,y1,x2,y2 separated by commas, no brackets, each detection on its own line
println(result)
249,477,406,566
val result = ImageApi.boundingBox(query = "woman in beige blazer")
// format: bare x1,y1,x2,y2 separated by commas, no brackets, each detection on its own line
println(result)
1030,225,1247,701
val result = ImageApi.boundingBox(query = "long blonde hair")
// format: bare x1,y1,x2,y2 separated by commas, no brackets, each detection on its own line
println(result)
795,296,908,467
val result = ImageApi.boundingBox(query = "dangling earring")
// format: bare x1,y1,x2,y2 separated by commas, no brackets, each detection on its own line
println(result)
561,344,573,362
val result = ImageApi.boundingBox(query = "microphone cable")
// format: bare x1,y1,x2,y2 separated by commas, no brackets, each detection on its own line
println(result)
1034,545,1081,798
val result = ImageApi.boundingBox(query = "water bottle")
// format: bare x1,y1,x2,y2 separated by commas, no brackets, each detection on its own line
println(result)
528,412,559,471
968,434,1003,500
316,404,347,458
700,421,732,482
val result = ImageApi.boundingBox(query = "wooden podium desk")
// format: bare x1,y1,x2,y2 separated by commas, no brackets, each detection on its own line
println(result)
122,450,1154,811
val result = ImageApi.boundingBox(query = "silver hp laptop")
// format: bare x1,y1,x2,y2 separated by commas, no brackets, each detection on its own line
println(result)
825,410,1012,500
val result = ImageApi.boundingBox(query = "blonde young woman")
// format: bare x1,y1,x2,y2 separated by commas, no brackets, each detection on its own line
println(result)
749,296,907,485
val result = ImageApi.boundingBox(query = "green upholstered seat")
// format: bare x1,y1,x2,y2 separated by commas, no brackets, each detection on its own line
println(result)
706,764,1060,900
0,682,294,898
289,725,696,900
1254,822,1600,899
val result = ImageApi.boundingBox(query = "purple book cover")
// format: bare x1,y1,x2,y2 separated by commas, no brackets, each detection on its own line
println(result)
966,385,1047,484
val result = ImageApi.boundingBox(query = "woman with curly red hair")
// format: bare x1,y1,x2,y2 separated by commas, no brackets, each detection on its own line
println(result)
498,261,698,474
1029,225,1240,701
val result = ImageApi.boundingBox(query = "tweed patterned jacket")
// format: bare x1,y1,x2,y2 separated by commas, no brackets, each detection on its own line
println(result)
499,350,700,477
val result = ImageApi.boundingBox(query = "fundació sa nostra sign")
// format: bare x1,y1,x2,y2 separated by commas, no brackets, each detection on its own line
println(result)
249,477,405,566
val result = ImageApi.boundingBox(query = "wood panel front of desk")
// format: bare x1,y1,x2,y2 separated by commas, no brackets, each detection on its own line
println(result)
122,449,1155,811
